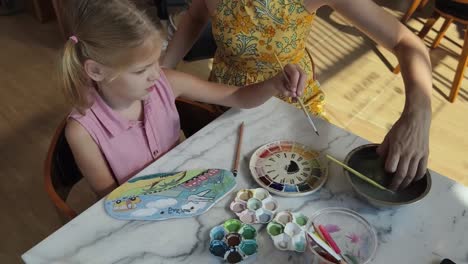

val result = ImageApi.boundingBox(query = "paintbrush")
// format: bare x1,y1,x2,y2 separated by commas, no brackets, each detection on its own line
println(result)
307,231,344,263
312,222,326,241
297,97,320,136
326,154,395,194
273,52,319,136
311,224,348,264
232,122,244,177
318,225,340,254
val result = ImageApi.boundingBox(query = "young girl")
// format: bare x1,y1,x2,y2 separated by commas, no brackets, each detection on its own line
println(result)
61,0,307,197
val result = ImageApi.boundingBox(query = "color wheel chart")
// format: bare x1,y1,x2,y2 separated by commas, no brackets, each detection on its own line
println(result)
249,141,328,197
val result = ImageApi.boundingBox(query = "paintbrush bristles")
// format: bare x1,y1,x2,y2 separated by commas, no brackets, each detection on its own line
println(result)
297,98,320,136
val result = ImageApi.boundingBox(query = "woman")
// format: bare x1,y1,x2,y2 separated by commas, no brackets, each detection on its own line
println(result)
163,0,433,191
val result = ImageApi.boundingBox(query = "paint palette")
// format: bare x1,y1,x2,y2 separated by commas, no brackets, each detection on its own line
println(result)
266,210,310,252
229,188,278,224
209,219,258,263
249,141,328,197
104,169,236,221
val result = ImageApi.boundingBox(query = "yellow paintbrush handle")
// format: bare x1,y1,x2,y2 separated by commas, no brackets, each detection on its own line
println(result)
326,154,394,193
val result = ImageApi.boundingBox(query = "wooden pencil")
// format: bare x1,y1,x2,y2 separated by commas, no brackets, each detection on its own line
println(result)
232,122,244,177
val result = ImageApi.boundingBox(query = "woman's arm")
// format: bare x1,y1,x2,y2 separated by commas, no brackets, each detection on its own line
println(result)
321,0,432,101
308,0,432,190
161,0,211,69
65,119,118,198
165,64,307,108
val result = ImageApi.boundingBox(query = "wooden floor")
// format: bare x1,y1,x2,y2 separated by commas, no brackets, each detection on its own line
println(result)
1,0,467,262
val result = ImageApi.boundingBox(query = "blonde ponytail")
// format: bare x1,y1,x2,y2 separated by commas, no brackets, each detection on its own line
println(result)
60,39,91,113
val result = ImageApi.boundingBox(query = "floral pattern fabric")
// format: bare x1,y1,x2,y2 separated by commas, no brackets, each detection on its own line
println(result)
210,0,326,117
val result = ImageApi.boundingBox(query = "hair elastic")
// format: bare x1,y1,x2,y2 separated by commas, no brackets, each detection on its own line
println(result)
69,35,79,44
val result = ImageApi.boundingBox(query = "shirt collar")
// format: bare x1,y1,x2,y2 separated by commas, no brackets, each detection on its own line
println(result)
89,89,134,137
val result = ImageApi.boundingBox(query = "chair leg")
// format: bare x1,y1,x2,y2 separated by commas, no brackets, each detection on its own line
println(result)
418,12,441,39
431,18,453,49
393,64,401,74
420,0,429,9
401,0,423,24
449,26,468,103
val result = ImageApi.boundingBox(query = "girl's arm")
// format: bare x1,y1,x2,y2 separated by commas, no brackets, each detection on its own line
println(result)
165,64,307,108
65,119,118,198
161,0,211,69
308,0,432,190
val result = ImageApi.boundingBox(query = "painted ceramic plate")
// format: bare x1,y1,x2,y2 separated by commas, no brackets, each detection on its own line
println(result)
104,169,236,221
249,141,328,197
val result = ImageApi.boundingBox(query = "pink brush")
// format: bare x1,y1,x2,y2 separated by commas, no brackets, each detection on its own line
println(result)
319,224,341,254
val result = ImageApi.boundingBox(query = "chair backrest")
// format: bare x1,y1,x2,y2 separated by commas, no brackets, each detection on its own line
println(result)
175,98,223,137
183,22,217,61
44,118,83,220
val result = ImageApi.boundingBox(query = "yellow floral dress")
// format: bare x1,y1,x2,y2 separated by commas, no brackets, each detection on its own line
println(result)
210,0,325,117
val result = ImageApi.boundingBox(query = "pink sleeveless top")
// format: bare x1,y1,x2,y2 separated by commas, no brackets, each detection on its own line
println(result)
69,71,180,184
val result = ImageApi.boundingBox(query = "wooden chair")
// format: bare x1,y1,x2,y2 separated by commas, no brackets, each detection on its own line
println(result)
44,117,83,221
395,0,468,102
401,0,430,24
44,99,221,220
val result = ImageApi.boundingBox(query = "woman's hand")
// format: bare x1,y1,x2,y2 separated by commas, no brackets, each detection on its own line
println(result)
377,107,431,191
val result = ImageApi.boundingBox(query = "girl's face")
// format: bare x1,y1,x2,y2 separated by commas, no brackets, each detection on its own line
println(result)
92,37,163,103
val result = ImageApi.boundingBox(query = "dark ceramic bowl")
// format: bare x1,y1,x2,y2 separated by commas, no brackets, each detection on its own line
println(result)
344,144,431,207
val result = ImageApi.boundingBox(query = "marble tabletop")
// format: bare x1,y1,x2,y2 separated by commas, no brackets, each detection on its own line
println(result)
23,98,468,264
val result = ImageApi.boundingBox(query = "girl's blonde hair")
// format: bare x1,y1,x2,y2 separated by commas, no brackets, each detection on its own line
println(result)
60,0,162,113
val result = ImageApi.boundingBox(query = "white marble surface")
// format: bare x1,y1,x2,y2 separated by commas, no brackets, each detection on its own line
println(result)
23,99,468,264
